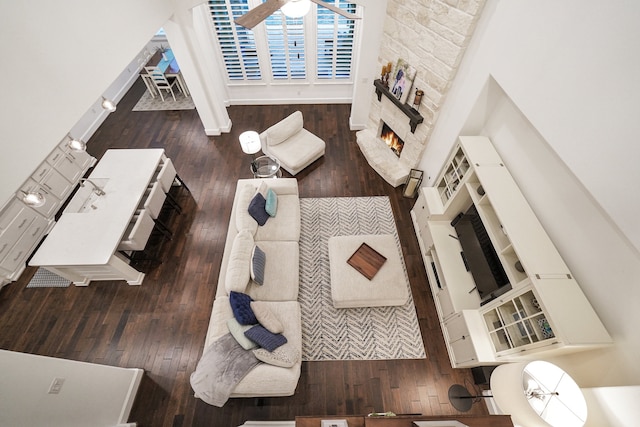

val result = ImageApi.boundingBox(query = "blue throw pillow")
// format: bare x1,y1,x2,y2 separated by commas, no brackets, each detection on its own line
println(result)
229,291,257,325
244,324,288,352
248,193,269,226
250,245,266,286
265,188,277,217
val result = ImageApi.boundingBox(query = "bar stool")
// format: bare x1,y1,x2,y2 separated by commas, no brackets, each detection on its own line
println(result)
155,158,189,213
137,181,172,240
118,209,156,260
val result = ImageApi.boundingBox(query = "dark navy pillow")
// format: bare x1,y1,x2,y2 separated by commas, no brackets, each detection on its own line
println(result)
250,245,266,286
229,291,257,325
248,193,269,226
244,324,288,352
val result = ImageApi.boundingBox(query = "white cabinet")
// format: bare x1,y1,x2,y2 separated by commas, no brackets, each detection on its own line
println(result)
0,199,53,283
411,136,612,368
0,141,96,287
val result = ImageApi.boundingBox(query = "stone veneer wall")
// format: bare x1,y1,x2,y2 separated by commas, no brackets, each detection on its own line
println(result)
358,0,486,185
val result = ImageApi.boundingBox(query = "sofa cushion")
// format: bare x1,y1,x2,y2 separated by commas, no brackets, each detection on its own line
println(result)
229,291,257,325
266,111,303,146
206,300,302,397
251,301,284,334
248,193,269,226
244,241,299,301
252,343,299,368
265,188,277,217
244,325,287,352
250,245,266,286
236,184,259,234
225,230,254,294
227,318,258,350
254,194,300,242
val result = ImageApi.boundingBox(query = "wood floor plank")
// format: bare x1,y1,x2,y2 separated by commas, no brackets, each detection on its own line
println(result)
0,79,489,426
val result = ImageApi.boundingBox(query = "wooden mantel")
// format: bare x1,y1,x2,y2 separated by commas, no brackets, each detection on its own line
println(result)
373,79,424,133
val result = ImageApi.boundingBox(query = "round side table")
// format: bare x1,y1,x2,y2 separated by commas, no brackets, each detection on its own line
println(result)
252,155,282,178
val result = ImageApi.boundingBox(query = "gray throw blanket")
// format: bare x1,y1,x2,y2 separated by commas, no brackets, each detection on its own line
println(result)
190,333,260,407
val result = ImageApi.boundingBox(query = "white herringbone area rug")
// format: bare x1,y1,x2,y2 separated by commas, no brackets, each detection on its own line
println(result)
299,196,426,361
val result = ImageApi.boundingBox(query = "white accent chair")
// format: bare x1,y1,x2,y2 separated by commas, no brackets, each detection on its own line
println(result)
259,111,326,176
144,66,181,102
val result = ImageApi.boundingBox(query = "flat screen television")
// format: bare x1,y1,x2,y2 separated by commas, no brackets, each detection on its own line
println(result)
453,204,511,305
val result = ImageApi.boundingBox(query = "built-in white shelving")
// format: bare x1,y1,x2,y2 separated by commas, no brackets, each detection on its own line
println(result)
411,136,612,367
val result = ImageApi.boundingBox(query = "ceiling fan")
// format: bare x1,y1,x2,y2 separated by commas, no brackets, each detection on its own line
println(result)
234,0,360,30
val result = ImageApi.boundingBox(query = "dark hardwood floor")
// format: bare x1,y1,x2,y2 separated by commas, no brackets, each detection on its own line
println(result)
0,80,488,426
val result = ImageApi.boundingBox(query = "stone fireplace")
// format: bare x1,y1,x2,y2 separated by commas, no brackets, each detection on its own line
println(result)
353,0,486,187
356,93,429,187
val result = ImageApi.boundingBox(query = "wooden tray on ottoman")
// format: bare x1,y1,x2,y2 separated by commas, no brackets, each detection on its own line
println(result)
347,243,387,280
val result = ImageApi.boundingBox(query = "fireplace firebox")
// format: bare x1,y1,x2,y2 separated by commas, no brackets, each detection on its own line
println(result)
380,122,404,157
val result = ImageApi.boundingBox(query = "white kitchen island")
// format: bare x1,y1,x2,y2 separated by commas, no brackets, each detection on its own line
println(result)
29,149,165,286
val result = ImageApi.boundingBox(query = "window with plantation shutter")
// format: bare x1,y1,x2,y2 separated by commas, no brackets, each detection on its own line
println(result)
208,0,261,80
265,12,306,79
208,0,357,83
316,0,356,79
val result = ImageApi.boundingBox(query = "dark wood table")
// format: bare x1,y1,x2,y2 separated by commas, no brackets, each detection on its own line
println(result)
295,415,514,427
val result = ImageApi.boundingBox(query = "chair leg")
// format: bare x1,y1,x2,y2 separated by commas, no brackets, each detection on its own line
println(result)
175,174,191,193
165,192,182,214
153,218,173,240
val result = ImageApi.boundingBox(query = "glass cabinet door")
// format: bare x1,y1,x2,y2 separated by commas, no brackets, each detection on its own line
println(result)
482,289,555,354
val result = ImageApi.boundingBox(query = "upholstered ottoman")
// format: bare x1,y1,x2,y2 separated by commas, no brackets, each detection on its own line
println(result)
328,234,409,308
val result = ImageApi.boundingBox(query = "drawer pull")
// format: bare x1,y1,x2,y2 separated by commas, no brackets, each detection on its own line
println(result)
18,218,28,228
31,227,42,237
0,243,7,253
12,250,24,262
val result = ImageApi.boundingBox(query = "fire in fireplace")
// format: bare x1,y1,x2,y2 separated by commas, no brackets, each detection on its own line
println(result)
380,122,404,157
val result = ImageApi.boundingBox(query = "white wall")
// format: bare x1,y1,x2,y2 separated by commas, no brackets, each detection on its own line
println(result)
0,350,142,427
420,1,640,385
0,0,175,208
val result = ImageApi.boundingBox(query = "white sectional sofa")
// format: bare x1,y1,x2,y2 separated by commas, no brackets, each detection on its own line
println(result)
195,178,302,403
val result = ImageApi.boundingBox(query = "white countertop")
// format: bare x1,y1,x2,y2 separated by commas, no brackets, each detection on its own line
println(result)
30,149,164,266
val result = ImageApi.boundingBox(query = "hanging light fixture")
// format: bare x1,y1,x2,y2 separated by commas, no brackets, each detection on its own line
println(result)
281,0,311,18
21,191,46,208
67,135,87,152
101,97,116,113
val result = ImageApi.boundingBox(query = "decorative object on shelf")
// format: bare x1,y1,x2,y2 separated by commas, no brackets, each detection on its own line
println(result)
390,58,416,104
381,61,392,88
537,318,554,339
367,411,396,417
514,260,524,272
412,88,424,110
21,191,45,207
490,361,587,427
101,97,116,112
531,297,540,309
402,168,423,198
477,185,485,196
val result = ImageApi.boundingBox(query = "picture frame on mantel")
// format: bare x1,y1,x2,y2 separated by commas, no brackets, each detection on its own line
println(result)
390,58,417,104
